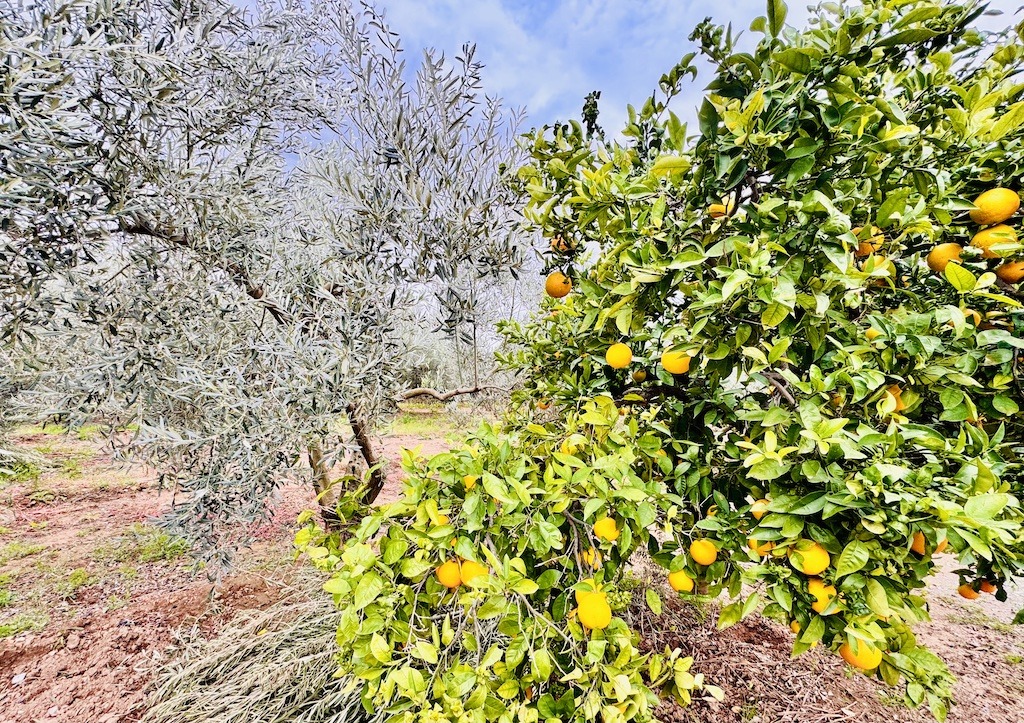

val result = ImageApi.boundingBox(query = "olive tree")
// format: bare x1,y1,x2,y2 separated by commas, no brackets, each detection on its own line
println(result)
0,0,529,561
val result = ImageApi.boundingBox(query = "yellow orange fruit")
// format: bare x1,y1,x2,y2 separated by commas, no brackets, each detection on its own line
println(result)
971,224,1016,259
926,243,963,273
593,517,620,542
545,271,572,298
460,560,489,584
865,327,881,341
689,539,718,566
935,538,949,554
980,580,997,594
661,349,692,375
789,540,830,576
910,531,927,555
463,474,478,490
958,583,980,600
790,620,801,634
750,498,770,520
708,198,735,218
632,369,647,383
577,591,612,630
536,399,551,410
747,537,775,557
839,641,883,671
580,548,601,568
668,569,695,593
853,226,884,257
436,560,462,588
808,577,838,614
969,187,1020,225
605,343,632,369
885,384,907,413
996,260,1024,284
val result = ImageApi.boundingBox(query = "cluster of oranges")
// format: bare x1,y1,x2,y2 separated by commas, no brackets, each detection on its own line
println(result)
435,557,489,589
927,187,1024,283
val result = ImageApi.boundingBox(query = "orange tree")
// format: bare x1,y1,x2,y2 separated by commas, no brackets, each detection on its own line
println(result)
300,1,1024,721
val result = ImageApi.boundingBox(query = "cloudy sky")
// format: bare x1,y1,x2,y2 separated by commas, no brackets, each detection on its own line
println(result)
378,0,808,134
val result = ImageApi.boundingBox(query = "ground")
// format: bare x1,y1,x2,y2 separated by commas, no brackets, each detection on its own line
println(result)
1,411,1022,723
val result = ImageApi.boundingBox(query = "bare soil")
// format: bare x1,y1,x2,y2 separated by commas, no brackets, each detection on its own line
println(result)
2,422,1023,723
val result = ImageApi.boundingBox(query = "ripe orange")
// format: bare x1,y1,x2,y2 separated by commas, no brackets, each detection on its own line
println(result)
910,531,927,555
668,569,695,593
750,498,770,520
463,474,478,490
865,327,882,341
790,620,801,634
995,260,1024,283
689,539,718,566
536,399,551,410
789,540,830,575
580,548,601,568
839,641,883,671
436,560,462,588
807,577,838,614
969,187,1020,225
708,198,735,218
926,243,963,273
885,384,907,413
958,583,980,599
661,349,692,374
577,591,612,630
935,538,949,554
605,343,632,369
593,517,620,542
971,224,1016,259
980,580,997,594
460,559,489,584
853,226,884,257
747,537,774,557
545,271,572,298
550,235,572,253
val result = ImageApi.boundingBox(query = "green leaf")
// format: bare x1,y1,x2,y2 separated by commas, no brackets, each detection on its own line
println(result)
866,579,892,618
943,263,976,292
876,188,911,228
834,539,869,578
717,601,742,629
964,493,1011,520
767,0,788,38
353,571,384,610
646,588,663,614
761,301,790,327
774,48,810,74
651,155,691,177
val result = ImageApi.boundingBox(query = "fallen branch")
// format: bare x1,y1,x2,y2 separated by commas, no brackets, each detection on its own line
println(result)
399,385,507,402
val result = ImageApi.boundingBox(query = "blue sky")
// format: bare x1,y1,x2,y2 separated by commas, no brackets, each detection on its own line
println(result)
378,0,808,134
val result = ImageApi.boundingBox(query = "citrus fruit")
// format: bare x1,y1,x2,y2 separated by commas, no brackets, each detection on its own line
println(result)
668,569,695,593
708,198,735,218
632,369,647,383
550,235,572,253
980,580,997,594
747,537,774,557
969,187,1020,225
910,531,927,555
577,591,612,630
460,559,489,584
593,517,619,542
750,498,770,520
574,579,598,603
995,260,1024,283
790,620,801,634
971,224,1016,258
689,539,717,566
958,583,980,599
885,384,907,413
865,327,881,341
536,399,551,410
839,641,883,671
545,271,572,298
853,226,884,257
661,349,691,374
807,577,838,614
788,540,830,575
581,548,601,568
926,243,963,273
605,343,632,369
463,474,477,490
436,560,462,588
935,538,949,554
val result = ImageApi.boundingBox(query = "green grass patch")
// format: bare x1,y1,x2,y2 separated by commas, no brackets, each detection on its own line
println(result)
0,611,48,638
0,573,14,608
0,541,46,565
94,524,190,564
56,567,95,599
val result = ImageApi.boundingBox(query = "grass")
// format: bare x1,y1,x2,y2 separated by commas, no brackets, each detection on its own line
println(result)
948,608,1015,633
0,573,14,608
0,611,48,638
0,541,47,565
56,567,95,600
94,524,191,564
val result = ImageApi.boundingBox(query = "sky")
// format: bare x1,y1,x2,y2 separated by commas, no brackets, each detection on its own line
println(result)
378,0,807,134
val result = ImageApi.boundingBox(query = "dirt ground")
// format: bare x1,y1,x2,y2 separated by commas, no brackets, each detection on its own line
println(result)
2,418,1023,723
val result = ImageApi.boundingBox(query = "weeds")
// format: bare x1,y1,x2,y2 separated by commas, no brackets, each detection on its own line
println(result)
0,541,46,565
56,567,95,599
0,611,48,638
94,524,190,564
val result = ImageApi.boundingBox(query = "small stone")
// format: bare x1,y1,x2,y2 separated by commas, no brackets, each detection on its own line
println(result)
11,672,26,685
66,633,81,650
47,706,59,717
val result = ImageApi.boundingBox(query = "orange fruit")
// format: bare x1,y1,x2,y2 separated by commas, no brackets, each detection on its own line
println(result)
750,498,770,520
853,226,884,257
708,198,735,218
971,224,1016,259
790,620,801,634
788,540,830,575
593,517,620,542
460,559,489,584
995,260,1024,283
689,539,718,566
807,577,838,614
463,474,478,490
550,235,572,253
605,343,632,369
935,538,949,554
926,243,963,273
747,537,774,557
632,369,647,383
661,349,692,374
980,580,997,594
969,188,1020,225
865,327,882,341
545,271,572,298
577,591,612,630
580,548,601,568
436,560,462,588
885,384,907,413
668,569,695,593
958,583,980,599
910,531,927,555
839,641,883,671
